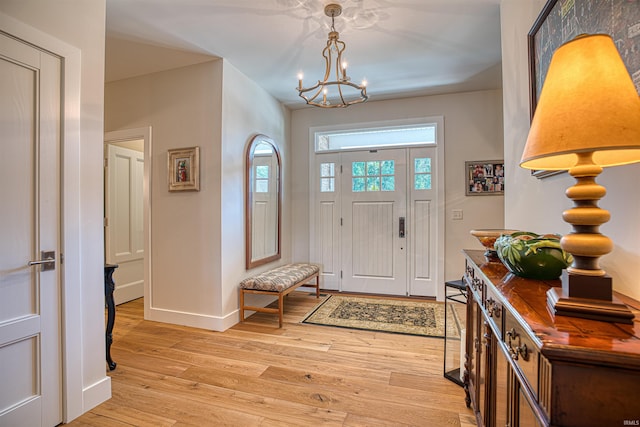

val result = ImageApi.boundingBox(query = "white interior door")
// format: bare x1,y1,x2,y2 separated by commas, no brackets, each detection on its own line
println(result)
0,33,62,426
105,143,144,304
341,149,407,295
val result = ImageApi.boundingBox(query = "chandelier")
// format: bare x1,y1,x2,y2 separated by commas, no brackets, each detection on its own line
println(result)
296,3,368,108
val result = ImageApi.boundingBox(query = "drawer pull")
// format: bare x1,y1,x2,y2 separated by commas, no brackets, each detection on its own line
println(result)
506,328,529,361
486,297,501,318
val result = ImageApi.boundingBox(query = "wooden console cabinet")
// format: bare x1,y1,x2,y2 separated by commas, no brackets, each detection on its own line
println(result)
463,250,640,427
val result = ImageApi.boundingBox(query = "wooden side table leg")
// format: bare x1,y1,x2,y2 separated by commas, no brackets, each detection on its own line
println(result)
104,264,118,371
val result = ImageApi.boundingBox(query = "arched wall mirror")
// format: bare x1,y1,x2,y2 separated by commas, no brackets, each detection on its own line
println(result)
245,134,281,269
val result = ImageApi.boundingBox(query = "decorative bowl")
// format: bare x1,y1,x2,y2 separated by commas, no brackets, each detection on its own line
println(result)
494,231,573,280
470,229,519,258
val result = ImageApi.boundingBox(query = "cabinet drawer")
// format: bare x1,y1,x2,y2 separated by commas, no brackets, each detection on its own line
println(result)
484,285,503,338
504,311,539,399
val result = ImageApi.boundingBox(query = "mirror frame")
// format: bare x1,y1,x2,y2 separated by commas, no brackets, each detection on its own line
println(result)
245,134,282,269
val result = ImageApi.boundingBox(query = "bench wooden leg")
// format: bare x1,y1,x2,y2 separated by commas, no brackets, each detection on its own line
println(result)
278,293,284,328
240,289,245,322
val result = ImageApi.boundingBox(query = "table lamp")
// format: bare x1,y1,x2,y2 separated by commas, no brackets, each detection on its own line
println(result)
521,34,640,323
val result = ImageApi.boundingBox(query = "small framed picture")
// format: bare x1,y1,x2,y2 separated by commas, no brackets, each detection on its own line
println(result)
168,146,200,192
465,160,504,196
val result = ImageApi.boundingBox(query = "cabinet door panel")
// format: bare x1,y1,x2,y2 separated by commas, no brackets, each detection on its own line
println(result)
494,344,510,427
478,320,491,426
518,388,543,427
465,294,479,411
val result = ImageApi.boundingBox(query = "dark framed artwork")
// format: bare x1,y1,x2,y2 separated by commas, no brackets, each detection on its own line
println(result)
465,161,504,196
528,0,640,118
527,0,640,178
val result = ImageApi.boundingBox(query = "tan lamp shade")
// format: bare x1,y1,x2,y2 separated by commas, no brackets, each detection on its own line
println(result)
521,34,640,170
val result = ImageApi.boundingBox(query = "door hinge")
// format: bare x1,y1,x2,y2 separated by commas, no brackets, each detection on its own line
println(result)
104,217,108,227
340,164,343,174
340,270,343,279
340,217,343,226
104,158,108,167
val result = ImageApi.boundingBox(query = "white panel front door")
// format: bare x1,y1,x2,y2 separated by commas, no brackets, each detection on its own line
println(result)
105,144,144,304
341,149,407,295
0,33,62,426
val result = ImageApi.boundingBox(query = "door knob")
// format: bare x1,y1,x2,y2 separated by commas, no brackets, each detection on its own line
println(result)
399,217,405,238
27,250,56,271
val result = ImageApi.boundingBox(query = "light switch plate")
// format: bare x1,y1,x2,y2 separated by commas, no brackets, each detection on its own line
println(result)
452,209,463,220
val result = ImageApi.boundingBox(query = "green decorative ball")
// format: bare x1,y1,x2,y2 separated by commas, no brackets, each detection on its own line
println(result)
495,231,573,280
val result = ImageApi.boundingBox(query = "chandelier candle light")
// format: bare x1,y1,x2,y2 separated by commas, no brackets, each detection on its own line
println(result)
520,34,640,323
297,3,368,108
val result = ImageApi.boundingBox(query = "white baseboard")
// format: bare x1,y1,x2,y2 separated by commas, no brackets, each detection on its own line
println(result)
114,280,143,305
81,375,111,415
146,305,237,332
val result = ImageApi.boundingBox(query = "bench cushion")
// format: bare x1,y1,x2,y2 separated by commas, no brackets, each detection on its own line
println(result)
239,263,319,292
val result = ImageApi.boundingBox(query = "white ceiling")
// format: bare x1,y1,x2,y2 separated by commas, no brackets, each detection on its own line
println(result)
105,0,503,109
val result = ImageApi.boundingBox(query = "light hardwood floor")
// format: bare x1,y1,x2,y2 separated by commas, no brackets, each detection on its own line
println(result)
67,293,476,426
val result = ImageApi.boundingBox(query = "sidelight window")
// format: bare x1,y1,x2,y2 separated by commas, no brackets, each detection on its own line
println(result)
414,157,432,190
320,162,335,192
255,165,269,193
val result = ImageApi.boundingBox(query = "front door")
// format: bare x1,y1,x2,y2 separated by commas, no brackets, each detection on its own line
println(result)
0,33,62,426
341,149,408,295
312,146,439,297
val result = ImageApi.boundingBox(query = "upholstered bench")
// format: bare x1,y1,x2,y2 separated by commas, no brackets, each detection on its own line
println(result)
239,263,320,327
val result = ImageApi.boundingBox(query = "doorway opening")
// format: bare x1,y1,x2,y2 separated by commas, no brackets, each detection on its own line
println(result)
104,127,152,309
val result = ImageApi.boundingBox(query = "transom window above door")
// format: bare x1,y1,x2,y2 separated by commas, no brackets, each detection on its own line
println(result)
315,123,436,153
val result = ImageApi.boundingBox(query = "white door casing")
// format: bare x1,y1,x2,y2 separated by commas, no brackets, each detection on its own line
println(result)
105,143,144,304
0,32,62,426
309,120,444,299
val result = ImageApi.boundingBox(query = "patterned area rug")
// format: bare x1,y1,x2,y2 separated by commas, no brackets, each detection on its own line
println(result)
302,295,460,338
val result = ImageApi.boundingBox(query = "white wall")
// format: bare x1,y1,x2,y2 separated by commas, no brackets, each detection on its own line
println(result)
220,60,291,317
291,90,505,288
105,60,225,328
0,0,109,421
105,59,291,331
501,0,640,301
